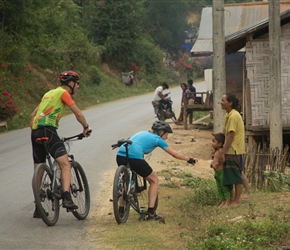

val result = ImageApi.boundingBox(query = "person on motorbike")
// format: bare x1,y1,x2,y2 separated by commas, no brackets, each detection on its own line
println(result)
116,121,198,220
153,82,173,114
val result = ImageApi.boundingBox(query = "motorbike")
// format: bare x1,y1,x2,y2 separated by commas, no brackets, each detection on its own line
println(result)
152,92,177,121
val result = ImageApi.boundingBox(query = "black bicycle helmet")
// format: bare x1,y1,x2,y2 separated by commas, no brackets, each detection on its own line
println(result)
59,71,80,83
152,121,173,133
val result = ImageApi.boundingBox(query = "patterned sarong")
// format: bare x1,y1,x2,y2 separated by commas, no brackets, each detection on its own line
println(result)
223,154,243,185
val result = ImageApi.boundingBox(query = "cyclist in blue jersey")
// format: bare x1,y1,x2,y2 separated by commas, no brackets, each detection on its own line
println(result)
116,120,197,220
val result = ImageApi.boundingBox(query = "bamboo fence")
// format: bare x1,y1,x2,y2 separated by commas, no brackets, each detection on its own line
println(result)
245,144,290,189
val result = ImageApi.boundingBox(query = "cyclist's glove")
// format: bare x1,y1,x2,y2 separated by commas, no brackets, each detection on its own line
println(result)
187,157,197,165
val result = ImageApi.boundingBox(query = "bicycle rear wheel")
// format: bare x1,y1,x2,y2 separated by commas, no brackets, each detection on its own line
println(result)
70,161,90,220
33,163,60,226
113,165,130,224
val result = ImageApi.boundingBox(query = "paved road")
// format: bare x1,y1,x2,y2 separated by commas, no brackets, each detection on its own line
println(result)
0,81,207,249
0,86,182,249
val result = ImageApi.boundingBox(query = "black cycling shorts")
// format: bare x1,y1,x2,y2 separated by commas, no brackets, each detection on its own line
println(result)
31,126,67,164
116,155,153,178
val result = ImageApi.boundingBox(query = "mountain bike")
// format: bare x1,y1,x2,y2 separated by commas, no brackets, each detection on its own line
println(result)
111,139,158,224
33,132,91,226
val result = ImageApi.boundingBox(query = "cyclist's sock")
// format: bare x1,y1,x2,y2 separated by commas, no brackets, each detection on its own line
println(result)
147,207,154,215
62,191,71,200
119,207,124,213
62,191,78,209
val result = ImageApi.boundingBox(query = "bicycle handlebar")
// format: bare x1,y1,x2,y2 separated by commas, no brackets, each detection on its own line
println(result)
111,139,132,150
62,130,92,142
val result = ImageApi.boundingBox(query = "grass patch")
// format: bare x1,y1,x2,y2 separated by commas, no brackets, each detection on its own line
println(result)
98,168,290,250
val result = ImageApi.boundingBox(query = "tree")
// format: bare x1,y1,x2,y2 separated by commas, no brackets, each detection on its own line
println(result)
142,0,190,60
85,0,143,65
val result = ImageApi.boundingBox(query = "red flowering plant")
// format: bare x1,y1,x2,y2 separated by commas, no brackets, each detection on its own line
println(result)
173,53,194,78
0,91,20,120
174,53,213,78
191,55,213,78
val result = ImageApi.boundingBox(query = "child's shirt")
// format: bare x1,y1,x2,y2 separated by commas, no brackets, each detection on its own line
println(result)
210,148,224,172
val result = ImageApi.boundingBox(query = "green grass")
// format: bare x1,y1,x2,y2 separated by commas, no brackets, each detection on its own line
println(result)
96,168,290,250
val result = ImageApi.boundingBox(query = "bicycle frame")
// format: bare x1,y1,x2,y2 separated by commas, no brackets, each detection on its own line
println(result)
33,132,91,226
37,133,85,199
112,140,134,197
124,143,135,198
112,139,149,196
111,139,157,223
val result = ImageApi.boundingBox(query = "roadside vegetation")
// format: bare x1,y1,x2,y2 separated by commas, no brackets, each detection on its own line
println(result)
0,0,253,132
0,0,195,132
97,166,290,250
91,127,290,249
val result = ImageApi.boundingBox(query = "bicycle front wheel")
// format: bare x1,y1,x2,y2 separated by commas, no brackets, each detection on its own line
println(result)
70,161,90,220
33,163,60,226
113,165,130,224
137,175,158,212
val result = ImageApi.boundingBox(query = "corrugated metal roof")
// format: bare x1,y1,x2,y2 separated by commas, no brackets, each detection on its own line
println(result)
191,2,290,53
225,8,290,53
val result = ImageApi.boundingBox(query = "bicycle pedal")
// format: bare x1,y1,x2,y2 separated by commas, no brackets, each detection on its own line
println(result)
139,211,147,221
66,208,75,213
139,214,146,221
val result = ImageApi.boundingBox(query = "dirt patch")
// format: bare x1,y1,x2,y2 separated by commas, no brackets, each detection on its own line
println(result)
88,123,213,247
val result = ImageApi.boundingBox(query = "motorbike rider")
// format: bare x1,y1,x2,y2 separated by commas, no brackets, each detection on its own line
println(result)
153,82,173,114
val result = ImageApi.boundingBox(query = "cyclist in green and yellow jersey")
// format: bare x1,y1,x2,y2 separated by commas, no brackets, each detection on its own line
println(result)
30,70,92,218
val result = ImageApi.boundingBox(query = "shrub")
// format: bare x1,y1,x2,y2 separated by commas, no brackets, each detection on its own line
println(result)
89,66,101,85
173,53,193,78
0,91,20,120
263,170,290,192
173,53,213,79
185,176,219,206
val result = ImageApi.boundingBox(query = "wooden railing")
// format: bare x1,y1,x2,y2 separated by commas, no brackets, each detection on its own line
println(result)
183,91,213,129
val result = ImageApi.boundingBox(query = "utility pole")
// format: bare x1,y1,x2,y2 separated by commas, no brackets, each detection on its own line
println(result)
212,0,226,133
269,0,282,150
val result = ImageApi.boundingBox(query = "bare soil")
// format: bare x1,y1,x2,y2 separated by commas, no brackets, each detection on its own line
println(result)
88,123,213,248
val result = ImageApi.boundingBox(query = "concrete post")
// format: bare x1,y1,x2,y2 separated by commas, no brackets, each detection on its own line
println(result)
212,0,226,133
269,0,282,150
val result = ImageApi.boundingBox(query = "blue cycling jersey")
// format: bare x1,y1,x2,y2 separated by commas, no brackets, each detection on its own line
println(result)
117,131,168,160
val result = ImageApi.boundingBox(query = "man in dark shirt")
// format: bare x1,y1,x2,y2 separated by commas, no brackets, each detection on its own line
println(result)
187,79,196,99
